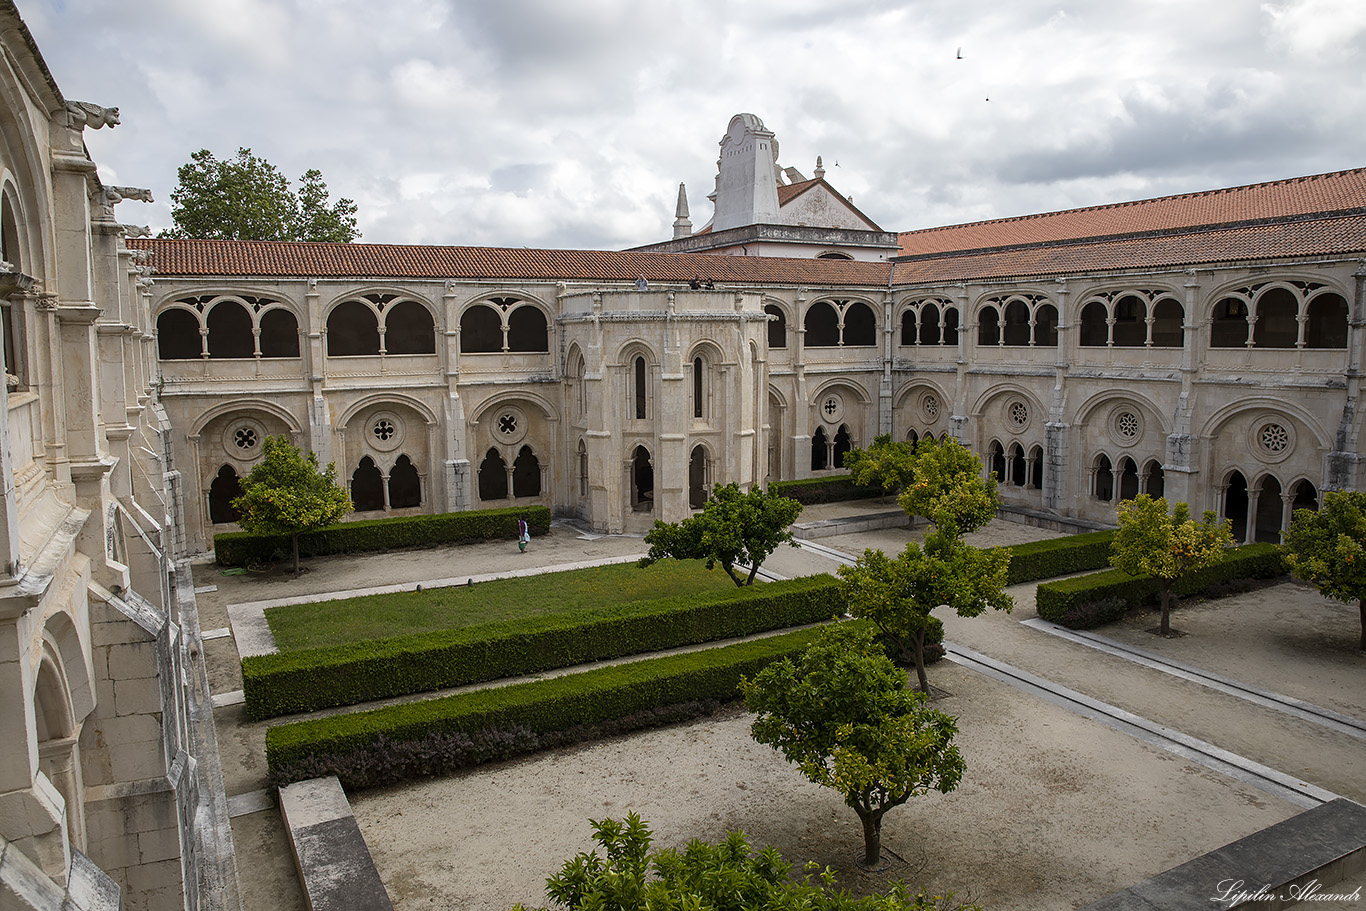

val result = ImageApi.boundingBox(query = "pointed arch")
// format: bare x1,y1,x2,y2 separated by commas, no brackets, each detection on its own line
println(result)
352,456,385,511
388,454,421,508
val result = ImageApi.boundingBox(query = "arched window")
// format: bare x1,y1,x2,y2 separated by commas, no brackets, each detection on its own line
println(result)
388,454,421,508
833,424,853,468
352,456,385,511
385,300,436,354
977,306,1001,346
1034,304,1059,347
1112,296,1147,347
689,445,709,509
1002,301,1030,346
1252,288,1298,348
507,305,549,352
811,426,829,470
207,300,254,358
919,303,943,346
765,304,787,349
988,441,1006,482
1118,457,1140,501
512,445,541,497
259,308,300,357
328,301,381,356
632,445,654,510
841,302,876,346
1223,471,1249,543
1305,294,1348,348
692,355,705,419
577,440,589,498
942,308,959,345
900,309,917,347
1,193,20,271
906,428,919,445
1254,475,1284,543
1094,455,1114,502
1151,299,1184,348
1079,301,1108,347
1144,459,1165,499
1291,479,1318,513
1028,445,1044,490
1211,299,1250,348
460,305,503,353
817,251,853,260
478,448,508,501
1008,443,1026,486
633,356,648,420
208,465,243,524
157,308,202,360
804,301,840,347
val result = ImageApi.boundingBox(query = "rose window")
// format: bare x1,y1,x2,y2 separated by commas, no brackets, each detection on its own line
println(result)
373,419,397,442
923,395,939,420
1009,402,1029,427
498,414,518,435
1258,423,1289,454
823,398,839,416
233,427,257,449
1116,412,1139,441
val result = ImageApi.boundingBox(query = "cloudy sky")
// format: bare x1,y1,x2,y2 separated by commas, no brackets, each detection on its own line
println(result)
23,0,1366,250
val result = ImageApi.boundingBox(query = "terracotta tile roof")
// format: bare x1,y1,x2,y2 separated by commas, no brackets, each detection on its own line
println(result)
897,168,1366,256
892,212,1366,284
130,239,894,286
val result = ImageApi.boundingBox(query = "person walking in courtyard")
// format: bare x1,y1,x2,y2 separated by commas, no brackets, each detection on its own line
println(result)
517,514,530,553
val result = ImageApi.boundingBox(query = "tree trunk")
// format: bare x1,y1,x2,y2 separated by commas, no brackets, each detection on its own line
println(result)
723,561,746,587
1159,585,1172,636
913,629,929,694
291,532,301,575
858,808,882,867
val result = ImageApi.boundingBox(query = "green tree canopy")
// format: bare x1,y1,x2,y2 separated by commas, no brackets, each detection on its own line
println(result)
231,435,352,573
838,532,1013,693
510,811,980,911
896,437,998,540
638,483,802,586
161,148,360,242
1282,490,1366,652
844,434,917,497
1110,495,1234,636
741,624,966,868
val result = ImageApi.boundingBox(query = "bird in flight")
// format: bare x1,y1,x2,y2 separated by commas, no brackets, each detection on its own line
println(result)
956,47,963,59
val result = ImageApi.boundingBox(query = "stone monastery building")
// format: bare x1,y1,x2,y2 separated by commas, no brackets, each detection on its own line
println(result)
0,0,1363,907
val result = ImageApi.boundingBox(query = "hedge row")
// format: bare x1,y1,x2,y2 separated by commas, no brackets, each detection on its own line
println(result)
1003,531,1117,584
768,474,883,505
215,505,551,565
1035,543,1286,628
243,574,845,719
265,624,834,786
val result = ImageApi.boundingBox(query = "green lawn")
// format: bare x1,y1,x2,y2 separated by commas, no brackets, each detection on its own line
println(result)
265,559,742,651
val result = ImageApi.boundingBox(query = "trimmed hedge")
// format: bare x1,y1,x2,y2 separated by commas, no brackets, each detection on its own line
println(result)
768,474,883,505
244,574,844,719
1003,530,1117,584
265,624,835,787
1035,543,1287,628
215,505,551,566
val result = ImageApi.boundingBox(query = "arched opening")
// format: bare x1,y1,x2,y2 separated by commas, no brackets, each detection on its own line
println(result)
1254,475,1284,543
1028,445,1044,490
692,356,705,419
900,309,917,346
633,356,648,420
1118,456,1140,501
1094,455,1114,502
942,308,960,345
1151,299,1184,347
459,304,503,353
1252,288,1298,348
351,456,385,511
1211,299,1250,348
388,454,421,508
207,301,255,358
841,302,876,346
328,301,381,356
385,300,437,354
919,303,943,346
1291,479,1319,514
833,424,852,468
478,448,508,501
906,428,919,445
811,426,829,470
1,194,20,271
1112,296,1147,347
1008,443,1026,486
765,304,787,349
1144,459,1165,499
1002,300,1031,346
512,446,541,498
1079,301,1109,347
507,305,549,352
977,306,1001,346
34,657,82,845
156,308,202,360
259,308,300,357
577,440,589,498
1223,471,1249,543
1305,294,1348,348
804,301,840,347
632,445,654,511
689,445,709,509
988,441,1005,482
208,464,243,524
1034,304,1059,347
817,251,853,260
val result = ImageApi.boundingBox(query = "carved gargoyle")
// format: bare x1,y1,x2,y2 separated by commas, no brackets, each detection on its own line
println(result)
65,101,120,130
110,186,154,204
121,225,152,238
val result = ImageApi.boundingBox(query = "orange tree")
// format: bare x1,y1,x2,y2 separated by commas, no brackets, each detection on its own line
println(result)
232,435,352,574
1282,490,1366,651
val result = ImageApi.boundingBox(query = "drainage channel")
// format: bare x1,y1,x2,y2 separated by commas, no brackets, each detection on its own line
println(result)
1020,618,1366,742
945,643,1340,810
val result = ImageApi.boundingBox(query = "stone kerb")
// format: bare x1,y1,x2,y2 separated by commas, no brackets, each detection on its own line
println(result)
278,777,393,911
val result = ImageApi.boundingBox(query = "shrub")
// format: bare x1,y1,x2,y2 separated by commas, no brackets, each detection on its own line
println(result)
215,505,550,565
1036,543,1286,627
768,474,882,505
265,625,834,788
1051,596,1128,631
1003,531,1116,584
244,575,844,719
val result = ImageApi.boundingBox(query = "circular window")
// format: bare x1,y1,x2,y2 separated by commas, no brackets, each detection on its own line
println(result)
1006,400,1030,434
222,418,265,459
819,393,845,424
368,411,406,452
1111,409,1143,448
1251,419,1293,463
921,393,940,423
492,405,528,445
